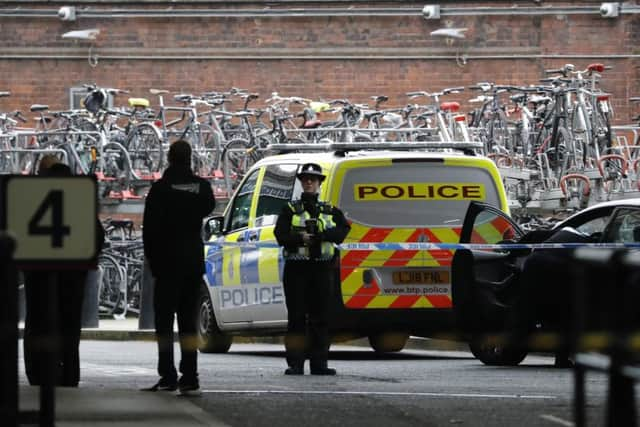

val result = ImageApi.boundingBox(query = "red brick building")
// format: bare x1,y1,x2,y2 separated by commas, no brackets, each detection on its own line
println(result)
0,1,638,122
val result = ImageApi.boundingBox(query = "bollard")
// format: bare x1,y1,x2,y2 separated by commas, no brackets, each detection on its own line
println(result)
0,233,18,427
138,258,155,330
605,250,637,427
18,272,25,323
81,269,100,328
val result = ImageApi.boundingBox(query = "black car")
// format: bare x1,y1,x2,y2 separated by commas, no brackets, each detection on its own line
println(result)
452,199,640,366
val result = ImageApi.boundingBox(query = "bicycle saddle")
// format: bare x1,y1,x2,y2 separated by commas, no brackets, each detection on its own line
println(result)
128,98,150,108
30,104,49,112
440,102,460,112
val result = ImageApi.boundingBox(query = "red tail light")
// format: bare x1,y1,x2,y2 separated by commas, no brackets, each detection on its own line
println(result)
597,95,610,102
154,120,163,127
454,115,466,122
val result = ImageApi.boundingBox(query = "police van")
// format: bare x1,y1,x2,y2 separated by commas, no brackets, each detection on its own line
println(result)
199,142,510,353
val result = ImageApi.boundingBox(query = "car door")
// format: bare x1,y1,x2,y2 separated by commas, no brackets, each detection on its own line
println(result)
248,163,302,326
209,169,260,324
452,201,527,336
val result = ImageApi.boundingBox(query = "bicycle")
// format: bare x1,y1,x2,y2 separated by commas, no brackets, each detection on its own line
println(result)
98,218,144,319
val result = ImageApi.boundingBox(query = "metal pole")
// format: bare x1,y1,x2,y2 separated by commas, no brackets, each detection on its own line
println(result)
572,256,588,427
40,273,57,427
138,258,155,330
0,233,18,427
606,250,637,427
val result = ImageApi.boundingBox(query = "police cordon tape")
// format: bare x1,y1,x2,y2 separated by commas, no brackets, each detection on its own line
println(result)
203,241,640,250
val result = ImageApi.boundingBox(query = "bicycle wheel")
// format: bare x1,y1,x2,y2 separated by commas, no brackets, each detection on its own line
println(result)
592,107,613,156
552,127,573,178
221,138,261,192
126,263,143,313
125,122,164,175
98,254,124,316
191,124,222,176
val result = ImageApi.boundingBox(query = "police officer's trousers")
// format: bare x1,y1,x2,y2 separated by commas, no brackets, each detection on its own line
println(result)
153,273,200,383
283,260,333,369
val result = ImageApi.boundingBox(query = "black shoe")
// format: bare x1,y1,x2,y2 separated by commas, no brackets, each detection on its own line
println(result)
284,366,304,375
310,367,336,376
177,376,201,396
141,377,178,392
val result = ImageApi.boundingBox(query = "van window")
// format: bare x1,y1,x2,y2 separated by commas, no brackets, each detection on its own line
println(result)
339,163,501,227
255,164,298,224
228,169,259,231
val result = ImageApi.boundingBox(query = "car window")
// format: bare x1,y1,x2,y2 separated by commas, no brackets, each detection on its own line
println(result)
469,209,522,244
604,208,640,243
573,216,609,236
228,169,259,231
339,163,502,227
255,164,298,225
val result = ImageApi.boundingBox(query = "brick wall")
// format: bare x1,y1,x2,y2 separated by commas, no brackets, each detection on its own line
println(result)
0,1,638,123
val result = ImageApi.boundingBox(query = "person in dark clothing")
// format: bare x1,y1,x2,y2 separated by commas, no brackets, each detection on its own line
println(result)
142,140,215,396
23,160,105,387
274,163,351,376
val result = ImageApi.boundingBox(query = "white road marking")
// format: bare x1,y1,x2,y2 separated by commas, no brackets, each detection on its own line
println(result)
539,414,574,426
81,363,156,377
201,389,556,399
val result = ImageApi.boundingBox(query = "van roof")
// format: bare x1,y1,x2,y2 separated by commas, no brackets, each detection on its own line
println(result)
254,150,488,169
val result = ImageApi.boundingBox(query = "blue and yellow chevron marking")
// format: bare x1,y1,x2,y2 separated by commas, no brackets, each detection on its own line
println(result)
222,232,243,287
257,228,282,285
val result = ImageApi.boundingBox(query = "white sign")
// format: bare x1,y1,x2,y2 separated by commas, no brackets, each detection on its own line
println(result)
4,176,97,262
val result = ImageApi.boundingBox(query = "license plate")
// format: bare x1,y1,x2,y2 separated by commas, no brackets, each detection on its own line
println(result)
392,270,450,285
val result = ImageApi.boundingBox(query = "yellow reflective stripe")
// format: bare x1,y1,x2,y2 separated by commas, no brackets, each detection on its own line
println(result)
344,222,371,241
258,228,280,284
475,222,503,243
429,227,460,243
383,228,413,243
341,268,363,296
223,233,242,287
247,168,264,228
364,295,397,308
412,297,436,308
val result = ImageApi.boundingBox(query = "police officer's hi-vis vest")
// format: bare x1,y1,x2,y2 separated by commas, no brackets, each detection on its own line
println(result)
285,200,337,261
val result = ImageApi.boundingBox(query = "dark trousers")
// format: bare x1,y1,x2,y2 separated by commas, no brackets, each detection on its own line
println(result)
153,273,200,382
283,261,333,369
23,271,86,387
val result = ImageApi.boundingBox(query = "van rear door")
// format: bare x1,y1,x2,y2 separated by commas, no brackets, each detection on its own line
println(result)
336,157,505,310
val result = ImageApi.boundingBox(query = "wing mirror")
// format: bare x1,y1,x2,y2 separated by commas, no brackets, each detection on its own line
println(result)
202,215,224,241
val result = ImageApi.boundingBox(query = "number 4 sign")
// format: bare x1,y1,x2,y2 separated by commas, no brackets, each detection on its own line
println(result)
1,176,98,264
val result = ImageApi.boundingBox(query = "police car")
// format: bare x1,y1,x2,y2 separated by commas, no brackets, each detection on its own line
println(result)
198,142,510,353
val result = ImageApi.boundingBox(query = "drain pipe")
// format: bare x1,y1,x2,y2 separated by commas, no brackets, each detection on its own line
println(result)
0,4,639,19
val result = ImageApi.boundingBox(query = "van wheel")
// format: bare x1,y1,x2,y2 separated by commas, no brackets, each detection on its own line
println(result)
469,334,527,366
368,333,409,353
198,284,232,353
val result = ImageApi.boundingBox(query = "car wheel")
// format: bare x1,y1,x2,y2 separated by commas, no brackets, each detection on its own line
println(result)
368,333,409,353
198,284,232,353
469,334,527,366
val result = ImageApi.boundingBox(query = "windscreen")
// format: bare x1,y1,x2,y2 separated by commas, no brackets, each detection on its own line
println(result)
338,162,501,227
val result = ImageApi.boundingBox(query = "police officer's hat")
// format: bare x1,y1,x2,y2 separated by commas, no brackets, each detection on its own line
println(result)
296,163,326,182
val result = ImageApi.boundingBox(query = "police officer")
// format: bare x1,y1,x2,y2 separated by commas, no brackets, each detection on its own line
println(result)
142,140,215,395
274,163,350,375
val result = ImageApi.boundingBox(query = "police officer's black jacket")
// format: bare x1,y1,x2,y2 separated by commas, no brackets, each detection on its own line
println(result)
274,193,350,261
143,165,215,277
